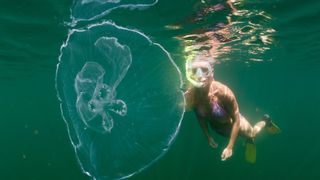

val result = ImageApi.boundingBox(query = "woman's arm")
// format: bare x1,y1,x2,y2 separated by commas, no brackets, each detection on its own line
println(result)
221,85,240,160
184,87,194,111
197,116,218,148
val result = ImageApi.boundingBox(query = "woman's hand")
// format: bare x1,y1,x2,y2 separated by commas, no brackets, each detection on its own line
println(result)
208,136,218,148
221,147,233,161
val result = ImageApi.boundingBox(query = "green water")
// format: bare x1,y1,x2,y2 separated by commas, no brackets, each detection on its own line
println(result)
1,0,320,179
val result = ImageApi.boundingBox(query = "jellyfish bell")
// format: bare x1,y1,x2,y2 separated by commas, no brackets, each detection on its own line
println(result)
56,21,184,180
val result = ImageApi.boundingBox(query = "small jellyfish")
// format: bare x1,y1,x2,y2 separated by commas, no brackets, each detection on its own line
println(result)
56,21,185,179
71,0,158,24
81,0,121,5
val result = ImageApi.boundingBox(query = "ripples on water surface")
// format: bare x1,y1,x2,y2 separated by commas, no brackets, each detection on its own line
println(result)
1,0,320,179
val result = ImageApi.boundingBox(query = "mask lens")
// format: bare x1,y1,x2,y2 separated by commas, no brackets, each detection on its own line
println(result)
192,67,209,78
201,67,208,75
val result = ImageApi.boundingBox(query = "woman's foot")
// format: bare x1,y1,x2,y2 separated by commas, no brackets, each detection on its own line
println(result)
262,114,281,134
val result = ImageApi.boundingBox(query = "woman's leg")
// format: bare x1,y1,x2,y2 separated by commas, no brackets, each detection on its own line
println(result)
239,115,266,138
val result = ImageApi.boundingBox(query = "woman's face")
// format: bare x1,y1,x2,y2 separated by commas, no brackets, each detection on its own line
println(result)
187,61,213,88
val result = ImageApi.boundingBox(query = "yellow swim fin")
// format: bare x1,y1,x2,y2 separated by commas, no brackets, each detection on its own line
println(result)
245,139,256,164
266,121,281,134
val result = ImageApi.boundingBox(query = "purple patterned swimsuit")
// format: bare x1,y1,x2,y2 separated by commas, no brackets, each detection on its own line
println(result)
212,101,226,118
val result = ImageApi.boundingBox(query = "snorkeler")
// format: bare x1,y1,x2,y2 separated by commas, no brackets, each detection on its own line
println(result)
184,59,280,162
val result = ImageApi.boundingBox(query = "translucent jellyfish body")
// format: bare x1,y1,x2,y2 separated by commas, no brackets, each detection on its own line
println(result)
56,22,185,179
72,0,158,23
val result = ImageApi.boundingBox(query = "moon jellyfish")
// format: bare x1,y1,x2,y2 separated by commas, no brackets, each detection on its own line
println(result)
72,0,158,23
56,21,185,179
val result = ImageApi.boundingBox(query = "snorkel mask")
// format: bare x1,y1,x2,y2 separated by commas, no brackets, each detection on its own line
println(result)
186,60,213,88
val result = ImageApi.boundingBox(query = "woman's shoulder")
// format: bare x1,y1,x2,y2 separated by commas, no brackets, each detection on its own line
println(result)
210,80,228,91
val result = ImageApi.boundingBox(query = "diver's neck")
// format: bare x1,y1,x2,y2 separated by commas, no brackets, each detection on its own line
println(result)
194,84,210,94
